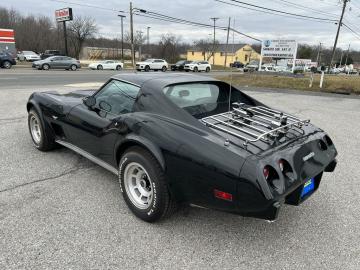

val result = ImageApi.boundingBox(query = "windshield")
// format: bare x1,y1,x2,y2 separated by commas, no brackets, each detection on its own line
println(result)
176,61,185,65
23,51,36,55
190,61,199,64
144,59,153,62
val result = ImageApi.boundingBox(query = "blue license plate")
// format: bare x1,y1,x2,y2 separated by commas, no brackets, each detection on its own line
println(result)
301,178,315,198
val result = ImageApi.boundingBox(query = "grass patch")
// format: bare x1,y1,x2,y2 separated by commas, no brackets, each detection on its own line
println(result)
216,73,360,94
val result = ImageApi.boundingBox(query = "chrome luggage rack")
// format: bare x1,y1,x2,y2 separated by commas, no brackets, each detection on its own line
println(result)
201,103,310,147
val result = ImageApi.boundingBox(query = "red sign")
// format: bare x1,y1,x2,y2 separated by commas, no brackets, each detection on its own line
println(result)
0,29,15,44
55,8,73,22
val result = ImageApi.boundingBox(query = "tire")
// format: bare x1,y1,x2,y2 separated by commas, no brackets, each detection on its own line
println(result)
193,67,198,72
28,109,56,151
42,64,50,70
70,64,77,71
144,65,150,72
119,147,177,222
97,65,103,70
205,67,210,73
162,66,167,72
185,70,189,72
3,61,12,69
116,65,122,71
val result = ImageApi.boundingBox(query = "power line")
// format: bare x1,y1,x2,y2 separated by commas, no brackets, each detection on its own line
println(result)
50,0,126,13
273,0,339,17
214,0,338,23
221,0,338,22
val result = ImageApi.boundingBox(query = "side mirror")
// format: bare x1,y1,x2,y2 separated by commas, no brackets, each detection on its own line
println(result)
83,96,96,108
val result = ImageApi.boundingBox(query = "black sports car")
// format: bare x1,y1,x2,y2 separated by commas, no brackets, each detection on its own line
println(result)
27,73,337,222
170,60,192,71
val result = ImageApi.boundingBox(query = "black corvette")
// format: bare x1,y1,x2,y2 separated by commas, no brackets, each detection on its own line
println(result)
170,60,192,71
27,73,337,222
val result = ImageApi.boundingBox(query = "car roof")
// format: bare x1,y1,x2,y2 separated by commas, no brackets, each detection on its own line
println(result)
111,73,219,89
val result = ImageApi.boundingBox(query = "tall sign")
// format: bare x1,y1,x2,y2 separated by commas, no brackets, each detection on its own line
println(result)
259,39,298,72
55,8,73,56
0,29,16,56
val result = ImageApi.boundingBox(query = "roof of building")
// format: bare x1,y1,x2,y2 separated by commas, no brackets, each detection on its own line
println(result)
189,43,249,53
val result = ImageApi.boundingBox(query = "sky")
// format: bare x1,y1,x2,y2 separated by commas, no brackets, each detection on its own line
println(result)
1,0,360,50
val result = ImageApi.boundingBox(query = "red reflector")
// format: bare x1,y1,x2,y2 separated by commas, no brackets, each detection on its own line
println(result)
214,189,233,201
263,167,270,179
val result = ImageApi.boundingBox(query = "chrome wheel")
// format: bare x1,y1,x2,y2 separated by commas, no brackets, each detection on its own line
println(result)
124,162,153,209
30,114,42,144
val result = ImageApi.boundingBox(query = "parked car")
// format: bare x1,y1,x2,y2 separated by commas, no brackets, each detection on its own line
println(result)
170,60,192,71
17,51,41,62
88,60,123,70
260,65,276,72
230,61,244,68
40,50,61,60
136,59,168,72
26,73,338,222
32,56,81,71
0,51,16,69
184,61,211,72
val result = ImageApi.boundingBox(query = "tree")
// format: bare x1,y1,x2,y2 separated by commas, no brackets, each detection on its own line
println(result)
68,16,97,58
193,38,216,61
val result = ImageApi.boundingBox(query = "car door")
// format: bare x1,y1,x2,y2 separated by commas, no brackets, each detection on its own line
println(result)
106,61,115,70
65,79,140,165
49,56,62,69
154,59,162,69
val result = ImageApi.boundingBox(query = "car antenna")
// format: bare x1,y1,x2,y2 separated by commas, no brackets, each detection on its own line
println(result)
224,18,235,147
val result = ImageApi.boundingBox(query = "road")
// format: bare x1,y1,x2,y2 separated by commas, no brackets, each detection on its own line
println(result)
0,68,231,89
0,69,359,269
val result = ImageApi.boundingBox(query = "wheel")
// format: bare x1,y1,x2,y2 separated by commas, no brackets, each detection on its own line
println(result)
42,64,50,70
28,109,56,151
185,70,189,72
2,61,12,69
162,66,167,72
205,67,210,72
97,65,103,70
116,65,122,70
119,147,177,222
193,67,198,72
70,64,77,71
144,65,150,72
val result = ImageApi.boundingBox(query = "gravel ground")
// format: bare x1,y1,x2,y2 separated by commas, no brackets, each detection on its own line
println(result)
0,78,359,269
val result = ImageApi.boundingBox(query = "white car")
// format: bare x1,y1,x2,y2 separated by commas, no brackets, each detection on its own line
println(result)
88,60,123,70
184,61,211,72
17,51,41,62
136,59,168,72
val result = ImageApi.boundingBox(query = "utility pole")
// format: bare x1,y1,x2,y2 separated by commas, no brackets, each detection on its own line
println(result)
316,42,322,67
339,49,344,67
344,43,350,65
118,14,126,63
130,2,135,69
224,17,231,68
147,26,150,56
329,0,349,70
138,30,144,60
210,17,219,66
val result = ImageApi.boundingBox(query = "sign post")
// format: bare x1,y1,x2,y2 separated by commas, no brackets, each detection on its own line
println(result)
260,39,298,73
55,8,73,56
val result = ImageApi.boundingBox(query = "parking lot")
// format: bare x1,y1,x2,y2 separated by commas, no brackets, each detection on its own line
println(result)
0,69,360,269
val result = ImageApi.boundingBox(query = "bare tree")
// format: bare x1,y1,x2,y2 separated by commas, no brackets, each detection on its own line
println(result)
68,16,97,58
194,39,216,61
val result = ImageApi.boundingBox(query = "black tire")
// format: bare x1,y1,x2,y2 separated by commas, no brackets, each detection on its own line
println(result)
193,67,198,72
185,70,189,72
144,65,150,72
116,65,122,71
2,61,12,69
205,67,210,73
162,66,167,72
119,147,177,222
70,64,77,71
42,64,50,70
97,65,103,70
28,109,56,151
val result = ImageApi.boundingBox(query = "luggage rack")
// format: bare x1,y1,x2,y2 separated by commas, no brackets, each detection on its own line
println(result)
201,103,310,147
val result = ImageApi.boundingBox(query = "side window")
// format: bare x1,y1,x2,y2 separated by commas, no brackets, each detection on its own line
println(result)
95,80,140,115
155,60,163,63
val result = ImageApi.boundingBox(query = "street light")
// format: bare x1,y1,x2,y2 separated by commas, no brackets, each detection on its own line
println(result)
118,14,126,63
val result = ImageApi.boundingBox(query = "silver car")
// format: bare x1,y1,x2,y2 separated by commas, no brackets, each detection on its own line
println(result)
32,56,81,71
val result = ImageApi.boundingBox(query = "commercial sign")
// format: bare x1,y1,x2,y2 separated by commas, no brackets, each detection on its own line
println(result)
55,8,73,22
0,29,16,55
261,39,297,59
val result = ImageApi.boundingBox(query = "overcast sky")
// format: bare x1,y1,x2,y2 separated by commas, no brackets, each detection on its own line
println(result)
2,0,360,49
